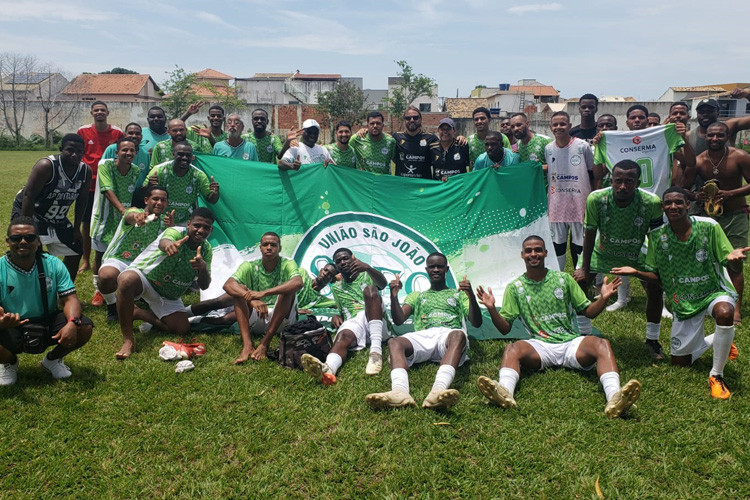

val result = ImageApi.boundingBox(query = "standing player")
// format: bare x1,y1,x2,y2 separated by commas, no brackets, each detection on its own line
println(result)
499,117,516,151
140,106,170,153
100,123,151,187
212,114,258,161
476,236,640,418
279,120,331,170
468,107,511,168
434,118,469,180
348,111,396,174
149,120,200,168
183,102,228,153
570,94,599,143
365,253,481,410
473,131,520,169
512,112,552,166
242,109,285,164
613,187,746,399
392,106,440,179
687,97,750,156
326,121,356,168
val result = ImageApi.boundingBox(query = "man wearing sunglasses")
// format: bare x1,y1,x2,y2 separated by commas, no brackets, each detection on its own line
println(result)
393,106,441,179
0,217,94,386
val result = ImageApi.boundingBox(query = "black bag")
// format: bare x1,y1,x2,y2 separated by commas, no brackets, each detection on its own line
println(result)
276,315,331,370
21,251,50,354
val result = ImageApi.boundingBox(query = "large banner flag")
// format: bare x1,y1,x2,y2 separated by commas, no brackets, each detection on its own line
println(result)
195,155,555,339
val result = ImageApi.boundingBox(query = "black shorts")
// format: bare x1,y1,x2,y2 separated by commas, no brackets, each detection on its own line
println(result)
0,311,93,355
82,193,94,226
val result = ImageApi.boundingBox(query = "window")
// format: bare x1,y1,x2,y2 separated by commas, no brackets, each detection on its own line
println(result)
419,103,431,112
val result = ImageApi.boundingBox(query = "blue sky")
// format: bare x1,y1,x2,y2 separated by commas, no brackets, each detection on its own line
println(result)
1,0,748,100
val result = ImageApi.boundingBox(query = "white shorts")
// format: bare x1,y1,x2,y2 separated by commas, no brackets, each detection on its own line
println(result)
40,227,79,257
336,308,390,351
92,237,108,253
247,297,297,334
550,222,584,247
670,295,735,357
100,258,129,274
524,336,591,370
128,268,186,320
401,327,469,367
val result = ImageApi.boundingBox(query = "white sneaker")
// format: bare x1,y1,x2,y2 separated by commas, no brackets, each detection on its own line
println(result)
365,390,416,410
365,352,383,375
605,299,630,312
139,323,153,333
41,356,72,379
604,379,641,418
661,307,673,320
422,389,460,410
0,361,18,386
477,376,517,409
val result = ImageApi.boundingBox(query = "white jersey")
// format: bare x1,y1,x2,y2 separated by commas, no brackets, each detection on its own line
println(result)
545,137,594,223
281,143,332,165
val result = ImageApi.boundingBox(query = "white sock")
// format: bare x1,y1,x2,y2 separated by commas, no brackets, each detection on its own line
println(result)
391,367,409,394
431,365,456,392
577,315,592,335
93,274,99,292
325,352,343,375
600,371,621,401
710,325,735,377
498,367,520,396
102,292,116,305
368,319,383,355
691,334,714,361
617,277,630,302
184,304,194,315
556,254,566,270
645,322,661,341
595,273,603,287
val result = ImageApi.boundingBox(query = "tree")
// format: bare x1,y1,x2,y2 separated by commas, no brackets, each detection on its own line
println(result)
383,60,436,120
198,81,246,114
0,52,37,145
316,81,367,131
36,64,78,148
160,66,201,119
100,67,138,74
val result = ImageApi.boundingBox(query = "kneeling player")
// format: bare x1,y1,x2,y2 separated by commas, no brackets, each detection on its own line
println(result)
365,252,482,410
477,236,640,418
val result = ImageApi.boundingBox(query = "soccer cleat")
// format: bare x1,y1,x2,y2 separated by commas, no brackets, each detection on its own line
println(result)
729,343,739,362
365,390,416,410
604,379,641,418
91,290,104,307
645,339,665,362
365,352,383,376
0,361,19,386
422,389,460,410
162,340,206,359
301,353,336,386
41,356,72,380
477,376,517,409
661,307,673,320
709,375,731,400
605,299,630,312
106,304,118,322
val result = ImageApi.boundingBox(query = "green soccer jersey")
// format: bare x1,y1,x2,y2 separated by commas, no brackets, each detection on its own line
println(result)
142,162,211,225
242,132,284,164
645,217,736,320
212,140,258,161
404,288,469,332
585,188,663,272
516,134,552,163
348,133,396,174
468,133,511,167
101,143,151,186
0,253,75,320
231,257,302,306
149,138,201,167
90,159,140,246
500,270,590,343
297,272,336,310
326,143,357,168
131,226,212,300
103,208,167,264
331,272,374,320
186,129,227,154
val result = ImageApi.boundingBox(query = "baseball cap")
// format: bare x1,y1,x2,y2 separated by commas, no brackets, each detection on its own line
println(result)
438,117,455,128
696,98,719,110
302,119,320,130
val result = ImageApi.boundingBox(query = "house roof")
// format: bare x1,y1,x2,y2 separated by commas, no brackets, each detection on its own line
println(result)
669,85,727,93
196,68,233,80
1,72,57,92
293,73,340,80
252,73,293,79
62,74,159,95
508,84,559,97
444,98,489,119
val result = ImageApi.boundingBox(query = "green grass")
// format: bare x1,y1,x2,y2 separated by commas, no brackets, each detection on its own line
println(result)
1,151,749,498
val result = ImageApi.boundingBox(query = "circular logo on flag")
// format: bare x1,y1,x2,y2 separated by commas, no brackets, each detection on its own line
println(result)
554,287,564,300
293,212,452,300
633,136,641,145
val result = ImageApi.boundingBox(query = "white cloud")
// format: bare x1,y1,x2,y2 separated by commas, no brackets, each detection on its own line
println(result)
507,3,562,15
0,0,111,21
195,11,242,31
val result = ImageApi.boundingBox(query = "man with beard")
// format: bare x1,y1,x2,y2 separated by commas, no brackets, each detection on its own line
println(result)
570,94,599,143
365,253,481,410
115,207,214,359
472,131,520,169
348,111,396,174
242,109,285,164
326,121,356,168
391,106,441,179
499,116,517,151
687,97,750,157
100,123,151,187
143,142,219,226
683,122,750,325
511,112,551,166
182,102,228,153
279,119,332,170
468,107,511,168
434,118,469,180
301,247,388,384
212,114,258,161
613,187,746,399
149,119,200,168
141,106,170,153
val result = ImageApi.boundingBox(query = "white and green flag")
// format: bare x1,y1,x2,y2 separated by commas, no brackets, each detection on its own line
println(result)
194,155,554,339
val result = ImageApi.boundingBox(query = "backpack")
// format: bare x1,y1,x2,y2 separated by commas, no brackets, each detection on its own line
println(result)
275,315,332,370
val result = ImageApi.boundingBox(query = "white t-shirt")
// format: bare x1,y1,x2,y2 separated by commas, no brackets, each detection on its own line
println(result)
545,137,594,223
281,143,332,165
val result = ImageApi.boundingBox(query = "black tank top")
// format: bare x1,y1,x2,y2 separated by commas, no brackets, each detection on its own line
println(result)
13,155,88,224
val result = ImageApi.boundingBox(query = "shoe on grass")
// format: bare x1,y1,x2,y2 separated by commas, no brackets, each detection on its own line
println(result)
604,379,641,418
365,352,382,376
139,323,153,333
365,390,416,410
605,299,629,312
106,304,118,322
477,376,517,409
709,375,731,400
645,339,665,362
422,388,460,410
0,361,18,386
91,290,104,307
301,353,336,385
41,356,72,380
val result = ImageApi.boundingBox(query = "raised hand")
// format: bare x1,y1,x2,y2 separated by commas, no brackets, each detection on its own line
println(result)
165,235,189,256
475,286,495,308
164,210,175,227
189,245,205,271
389,273,403,295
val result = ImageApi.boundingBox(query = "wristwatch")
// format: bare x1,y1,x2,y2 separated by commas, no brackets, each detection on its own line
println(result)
68,317,82,326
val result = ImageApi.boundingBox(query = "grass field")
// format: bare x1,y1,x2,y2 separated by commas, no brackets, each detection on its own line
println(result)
1,150,748,498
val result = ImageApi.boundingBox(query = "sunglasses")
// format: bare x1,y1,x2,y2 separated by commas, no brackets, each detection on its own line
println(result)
8,234,38,243
404,116,421,121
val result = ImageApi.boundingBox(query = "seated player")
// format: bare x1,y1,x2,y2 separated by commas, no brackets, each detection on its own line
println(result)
223,232,303,364
364,253,481,410
613,187,746,399
98,186,172,321
476,235,641,418
114,207,214,359
301,247,387,384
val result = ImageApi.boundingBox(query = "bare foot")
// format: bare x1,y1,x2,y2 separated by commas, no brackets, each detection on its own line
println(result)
233,346,254,365
78,262,91,274
734,309,742,325
115,340,134,360
250,344,268,361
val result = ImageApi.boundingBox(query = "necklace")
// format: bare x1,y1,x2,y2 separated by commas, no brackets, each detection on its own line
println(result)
708,147,727,175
